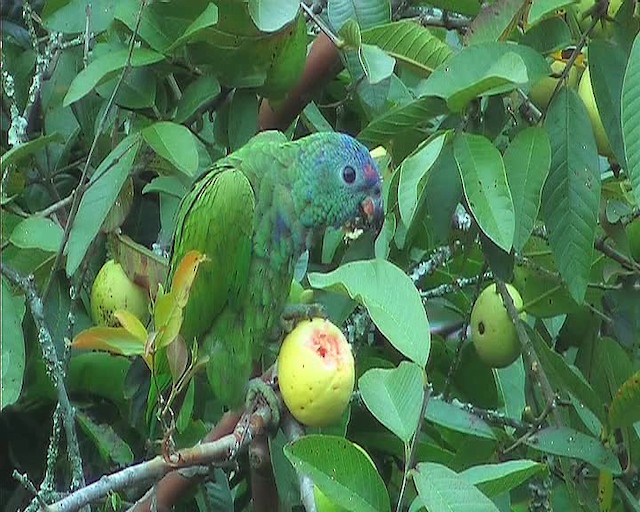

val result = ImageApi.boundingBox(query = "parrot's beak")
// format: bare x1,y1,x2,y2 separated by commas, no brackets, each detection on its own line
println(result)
360,194,384,227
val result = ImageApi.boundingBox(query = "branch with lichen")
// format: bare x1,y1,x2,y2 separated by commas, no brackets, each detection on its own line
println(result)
0,262,86,497
46,403,273,512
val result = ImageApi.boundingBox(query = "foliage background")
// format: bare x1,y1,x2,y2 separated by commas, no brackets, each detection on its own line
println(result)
1,0,640,511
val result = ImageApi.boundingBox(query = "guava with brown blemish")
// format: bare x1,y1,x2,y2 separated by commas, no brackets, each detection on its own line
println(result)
91,259,150,327
470,283,525,368
277,318,355,427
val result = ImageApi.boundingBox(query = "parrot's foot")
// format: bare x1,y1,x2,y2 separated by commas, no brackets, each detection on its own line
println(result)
245,378,282,429
280,303,328,334
229,378,282,459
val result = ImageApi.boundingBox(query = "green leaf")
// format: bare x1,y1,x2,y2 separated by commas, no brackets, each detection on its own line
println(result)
418,43,549,112
542,88,600,303
308,259,430,367
76,410,134,467
589,40,627,165
460,460,546,497
425,397,496,440
361,21,452,77
42,0,118,34
63,48,164,106
1,278,25,410
454,133,515,252
465,0,525,45
622,32,640,206
65,134,141,276
10,216,64,253
528,325,606,424
248,0,298,32
528,0,576,25
358,362,425,443
360,44,395,84
357,97,448,146
0,133,64,173
328,0,391,32
167,2,219,51
285,435,391,512
525,426,622,474
397,133,448,229
339,19,362,49
228,90,259,151
412,463,500,512
174,75,222,124
142,122,199,176
519,17,572,55
608,369,640,429
495,358,526,425
504,127,551,251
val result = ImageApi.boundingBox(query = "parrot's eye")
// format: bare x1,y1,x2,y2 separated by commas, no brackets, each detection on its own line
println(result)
342,166,357,184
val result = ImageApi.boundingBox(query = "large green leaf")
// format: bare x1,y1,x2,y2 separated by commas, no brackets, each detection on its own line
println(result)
0,133,64,173
417,42,549,112
76,410,133,467
527,0,576,25
327,0,391,32
42,0,119,34
503,127,551,251
622,32,640,206
65,134,142,275
248,0,298,32
1,278,26,410
174,74,222,124
142,122,199,176
460,460,546,497
398,133,448,230
454,133,515,252
608,369,640,429
358,362,425,444
357,96,448,145
166,3,220,51
464,0,524,45
308,260,430,367
589,40,627,165
529,325,606,424
9,216,64,253
63,48,164,106
412,463,500,512
361,21,452,76
541,88,600,303
284,435,391,512
525,426,622,474
425,397,496,440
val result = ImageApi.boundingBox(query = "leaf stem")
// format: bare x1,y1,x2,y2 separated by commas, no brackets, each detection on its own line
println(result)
395,381,432,512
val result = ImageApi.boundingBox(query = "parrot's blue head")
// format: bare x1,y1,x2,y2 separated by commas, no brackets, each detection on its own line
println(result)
293,132,384,232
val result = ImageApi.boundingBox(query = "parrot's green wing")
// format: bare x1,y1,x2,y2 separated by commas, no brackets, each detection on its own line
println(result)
169,166,255,345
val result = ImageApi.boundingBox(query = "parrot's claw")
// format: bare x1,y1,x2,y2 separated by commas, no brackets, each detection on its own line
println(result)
280,303,328,333
245,378,282,430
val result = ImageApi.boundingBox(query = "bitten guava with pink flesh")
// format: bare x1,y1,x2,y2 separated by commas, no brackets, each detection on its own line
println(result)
277,318,355,427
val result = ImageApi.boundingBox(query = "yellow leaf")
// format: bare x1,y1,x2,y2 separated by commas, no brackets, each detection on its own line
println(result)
171,250,209,307
598,470,613,512
153,291,183,349
72,327,146,357
114,310,148,342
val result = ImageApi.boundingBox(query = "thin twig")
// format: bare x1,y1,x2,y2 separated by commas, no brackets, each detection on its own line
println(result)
35,193,75,218
43,0,149,300
281,413,317,512
495,280,561,426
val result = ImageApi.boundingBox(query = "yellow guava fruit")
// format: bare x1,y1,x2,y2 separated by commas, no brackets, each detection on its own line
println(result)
91,259,150,327
278,318,355,427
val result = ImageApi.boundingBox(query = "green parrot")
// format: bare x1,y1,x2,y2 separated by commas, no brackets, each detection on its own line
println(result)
168,130,383,407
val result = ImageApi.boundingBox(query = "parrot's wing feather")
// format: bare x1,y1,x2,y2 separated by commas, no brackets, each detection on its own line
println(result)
169,165,255,344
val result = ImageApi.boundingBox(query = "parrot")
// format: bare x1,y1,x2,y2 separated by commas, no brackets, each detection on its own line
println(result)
167,130,383,408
